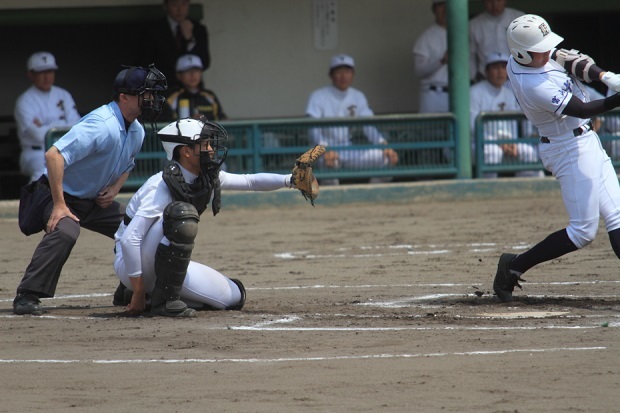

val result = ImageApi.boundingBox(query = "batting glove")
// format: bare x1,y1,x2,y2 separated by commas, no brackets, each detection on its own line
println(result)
602,72,620,93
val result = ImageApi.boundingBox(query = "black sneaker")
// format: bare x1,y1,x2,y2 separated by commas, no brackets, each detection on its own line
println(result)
13,293,43,315
493,253,526,302
227,278,246,310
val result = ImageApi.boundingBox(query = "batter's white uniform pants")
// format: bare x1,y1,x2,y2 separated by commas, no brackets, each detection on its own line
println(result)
114,217,242,309
538,130,620,248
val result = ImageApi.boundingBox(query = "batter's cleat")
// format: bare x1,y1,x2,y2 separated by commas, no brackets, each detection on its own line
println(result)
226,278,246,310
13,293,43,315
493,253,526,302
112,282,133,306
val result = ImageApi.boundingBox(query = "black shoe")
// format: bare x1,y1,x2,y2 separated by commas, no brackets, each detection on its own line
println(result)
112,282,133,306
227,278,246,310
13,293,42,315
493,253,526,302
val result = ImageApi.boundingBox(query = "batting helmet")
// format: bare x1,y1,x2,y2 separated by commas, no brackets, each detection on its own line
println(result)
507,14,563,65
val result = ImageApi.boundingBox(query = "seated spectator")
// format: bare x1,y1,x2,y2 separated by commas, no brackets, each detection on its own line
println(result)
163,54,227,121
305,54,398,185
14,51,81,183
470,52,543,178
469,0,523,82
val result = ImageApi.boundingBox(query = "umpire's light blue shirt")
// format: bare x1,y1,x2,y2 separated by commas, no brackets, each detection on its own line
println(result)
52,101,145,199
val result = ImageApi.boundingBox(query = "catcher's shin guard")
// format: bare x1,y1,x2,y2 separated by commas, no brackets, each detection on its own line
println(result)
150,201,199,317
151,243,195,317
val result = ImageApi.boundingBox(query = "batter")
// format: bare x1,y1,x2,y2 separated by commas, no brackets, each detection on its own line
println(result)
494,14,620,301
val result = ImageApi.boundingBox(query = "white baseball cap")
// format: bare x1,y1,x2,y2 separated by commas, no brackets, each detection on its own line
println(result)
27,51,58,72
176,54,204,72
485,52,510,67
329,54,355,71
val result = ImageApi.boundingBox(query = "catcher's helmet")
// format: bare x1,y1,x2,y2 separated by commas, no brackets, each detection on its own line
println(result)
507,14,563,65
158,118,228,172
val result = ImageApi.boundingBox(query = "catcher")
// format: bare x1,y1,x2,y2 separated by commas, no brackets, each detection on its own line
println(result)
112,117,324,316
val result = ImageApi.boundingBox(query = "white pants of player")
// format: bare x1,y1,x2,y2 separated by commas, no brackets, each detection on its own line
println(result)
320,148,391,185
539,130,620,248
20,147,46,183
114,218,242,309
419,88,449,114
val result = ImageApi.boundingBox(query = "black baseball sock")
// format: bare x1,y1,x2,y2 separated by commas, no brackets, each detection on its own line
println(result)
510,229,578,274
608,228,620,259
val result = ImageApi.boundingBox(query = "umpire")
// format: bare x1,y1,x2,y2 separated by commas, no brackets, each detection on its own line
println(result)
13,65,167,315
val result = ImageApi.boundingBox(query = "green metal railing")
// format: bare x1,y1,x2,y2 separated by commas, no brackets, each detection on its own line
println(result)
474,110,620,178
46,114,460,189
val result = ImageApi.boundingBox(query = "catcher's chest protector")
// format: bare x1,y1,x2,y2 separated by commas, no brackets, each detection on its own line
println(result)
162,162,220,215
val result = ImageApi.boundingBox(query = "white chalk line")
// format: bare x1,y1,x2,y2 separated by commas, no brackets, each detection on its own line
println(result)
0,282,618,304
0,346,606,365
274,242,531,259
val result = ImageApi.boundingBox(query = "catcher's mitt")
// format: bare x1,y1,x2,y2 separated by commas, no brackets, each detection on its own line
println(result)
291,145,325,206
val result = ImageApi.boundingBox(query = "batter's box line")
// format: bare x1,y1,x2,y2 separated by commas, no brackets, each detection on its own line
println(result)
0,346,607,365
274,242,530,259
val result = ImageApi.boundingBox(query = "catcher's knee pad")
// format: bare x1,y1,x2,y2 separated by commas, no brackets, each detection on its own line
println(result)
162,201,200,251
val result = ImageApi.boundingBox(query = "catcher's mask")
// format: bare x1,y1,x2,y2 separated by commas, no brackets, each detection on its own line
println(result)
158,117,228,174
113,64,167,121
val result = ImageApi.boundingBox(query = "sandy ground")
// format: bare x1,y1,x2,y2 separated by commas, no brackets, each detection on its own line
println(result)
0,194,618,413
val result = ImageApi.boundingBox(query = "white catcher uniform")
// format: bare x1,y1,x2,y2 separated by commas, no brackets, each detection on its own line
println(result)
470,79,541,177
14,85,80,182
306,85,388,169
507,56,620,248
114,166,292,309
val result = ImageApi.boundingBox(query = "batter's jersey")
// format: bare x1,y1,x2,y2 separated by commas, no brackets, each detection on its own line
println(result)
14,85,81,148
53,101,144,199
507,56,589,137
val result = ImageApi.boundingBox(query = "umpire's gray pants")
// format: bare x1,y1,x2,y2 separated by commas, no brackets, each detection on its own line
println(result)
17,195,124,298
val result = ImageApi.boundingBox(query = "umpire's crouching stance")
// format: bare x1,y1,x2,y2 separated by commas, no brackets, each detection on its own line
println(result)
13,65,167,315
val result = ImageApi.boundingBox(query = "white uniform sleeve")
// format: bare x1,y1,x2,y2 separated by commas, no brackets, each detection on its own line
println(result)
119,215,158,277
14,95,51,147
219,171,292,191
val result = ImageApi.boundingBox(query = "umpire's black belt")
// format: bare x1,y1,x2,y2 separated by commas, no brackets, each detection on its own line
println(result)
540,121,593,143
429,85,449,93
30,146,43,150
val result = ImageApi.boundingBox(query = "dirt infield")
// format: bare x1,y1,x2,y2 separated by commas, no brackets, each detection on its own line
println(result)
0,191,618,413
